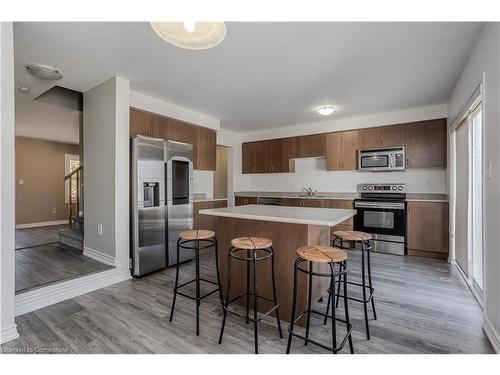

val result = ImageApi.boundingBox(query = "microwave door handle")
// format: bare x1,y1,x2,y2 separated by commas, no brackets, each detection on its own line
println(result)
389,153,395,168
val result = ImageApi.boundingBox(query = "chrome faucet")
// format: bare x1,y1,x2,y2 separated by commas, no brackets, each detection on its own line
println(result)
302,187,314,197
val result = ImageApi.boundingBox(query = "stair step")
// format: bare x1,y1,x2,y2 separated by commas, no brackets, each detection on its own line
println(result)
59,228,83,251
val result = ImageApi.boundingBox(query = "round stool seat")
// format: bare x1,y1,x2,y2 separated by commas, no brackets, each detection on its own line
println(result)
179,229,216,241
231,236,272,250
296,245,347,263
333,230,372,242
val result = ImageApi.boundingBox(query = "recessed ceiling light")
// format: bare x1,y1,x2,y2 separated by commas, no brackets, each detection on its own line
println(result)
317,106,335,116
150,22,226,50
26,64,63,81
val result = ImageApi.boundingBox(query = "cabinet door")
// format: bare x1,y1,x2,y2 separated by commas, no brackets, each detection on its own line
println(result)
407,201,449,254
235,196,257,206
340,130,359,170
322,199,354,224
166,119,196,145
326,132,343,171
287,137,301,158
130,108,154,136
358,128,381,149
380,124,405,148
280,198,303,207
253,141,272,173
193,202,212,231
405,119,446,168
270,138,292,173
300,134,326,157
242,142,256,174
194,127,216,170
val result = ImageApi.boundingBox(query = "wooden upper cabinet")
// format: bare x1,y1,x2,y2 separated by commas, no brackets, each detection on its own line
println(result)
194,126,216,170
380,124,405,147
130,108,154,136
242,142,256,174
358,128,381,149
326,130,358,171
299,134,326,158
405,119,446,168
358,125,405,149
166,118,196,145
407,201,449,256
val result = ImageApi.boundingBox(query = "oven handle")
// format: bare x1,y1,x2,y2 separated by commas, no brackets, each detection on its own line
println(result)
354,201,405,209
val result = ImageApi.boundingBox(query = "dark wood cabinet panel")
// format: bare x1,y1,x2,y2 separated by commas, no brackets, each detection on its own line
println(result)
194,126,216,170
166,118,196,145
299,134,326,158
380,124,405,147
194,200,228,231
326,131,358,171
130,108,153,136
235,196,258,206
405,119,446,168
407,201,449,258
358,128,381,149
242,143,256,174
242,139,294,173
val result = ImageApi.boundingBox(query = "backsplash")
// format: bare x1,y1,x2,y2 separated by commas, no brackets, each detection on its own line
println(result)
246,157,447,193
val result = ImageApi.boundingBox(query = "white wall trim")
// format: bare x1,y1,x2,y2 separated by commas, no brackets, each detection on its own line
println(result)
483,315,500,353
0,324,19,344
15,220,69,229
15,268,131,317
83,246,117,267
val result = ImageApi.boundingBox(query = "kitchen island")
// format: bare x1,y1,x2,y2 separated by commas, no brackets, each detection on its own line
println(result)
199,204,356,326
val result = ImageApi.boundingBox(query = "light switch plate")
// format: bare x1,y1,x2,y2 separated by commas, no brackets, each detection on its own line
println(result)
98,224,103,236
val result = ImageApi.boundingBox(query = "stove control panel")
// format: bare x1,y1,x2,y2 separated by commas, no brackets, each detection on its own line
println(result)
357,183,407,193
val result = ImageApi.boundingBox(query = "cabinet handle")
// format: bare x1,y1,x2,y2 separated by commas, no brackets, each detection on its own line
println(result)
406,158,410,167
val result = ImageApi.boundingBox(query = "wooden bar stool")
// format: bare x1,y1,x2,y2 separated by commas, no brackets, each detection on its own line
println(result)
169,230,223,336
218,236,283,354
286,245,353,354
325,230,376,340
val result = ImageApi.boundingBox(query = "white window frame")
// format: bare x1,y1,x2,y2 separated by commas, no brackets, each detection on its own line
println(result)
65,154,80,204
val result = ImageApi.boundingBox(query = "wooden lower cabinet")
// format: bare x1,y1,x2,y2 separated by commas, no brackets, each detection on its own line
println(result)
193,200,228,232
235,196,258,206
407,201,449,259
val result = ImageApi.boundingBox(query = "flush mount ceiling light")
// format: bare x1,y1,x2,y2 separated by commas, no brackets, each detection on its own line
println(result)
150,22,226,50
317,105,335,116
26,63,63,81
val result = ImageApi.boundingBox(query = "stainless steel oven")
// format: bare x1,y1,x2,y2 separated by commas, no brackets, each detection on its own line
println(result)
358,146,405,172
354,183,407,255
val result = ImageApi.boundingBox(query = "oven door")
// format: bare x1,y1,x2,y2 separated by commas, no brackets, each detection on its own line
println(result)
354,200,406,237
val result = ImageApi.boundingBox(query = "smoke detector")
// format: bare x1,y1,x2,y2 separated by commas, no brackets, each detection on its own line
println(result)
26,63,63,81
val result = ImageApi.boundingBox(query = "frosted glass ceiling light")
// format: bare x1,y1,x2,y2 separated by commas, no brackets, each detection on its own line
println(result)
317,106,335,116
150,22,226,50
26,64,63,81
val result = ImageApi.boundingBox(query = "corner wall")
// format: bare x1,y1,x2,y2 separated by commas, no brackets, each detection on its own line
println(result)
447,23,500,352
0,22,19,344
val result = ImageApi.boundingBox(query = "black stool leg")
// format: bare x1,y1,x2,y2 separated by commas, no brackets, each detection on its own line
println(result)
213,238,224,306
246,249,250,324
304,261,313,346
195,239,200,336
335,262,342,308
286,258,300,354
270,247,283,338
169,238,182,322
252,250,259,354
343,260,354,354
361,241,370,340
323,289,331,326
329,263,337,354
366,240,377,320
218,247,233,345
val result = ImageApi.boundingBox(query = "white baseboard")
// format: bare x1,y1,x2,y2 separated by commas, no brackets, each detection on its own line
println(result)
15,268,131,317
16,220,69,229
0,324,19,344
83,247,117,266
483,315,500,353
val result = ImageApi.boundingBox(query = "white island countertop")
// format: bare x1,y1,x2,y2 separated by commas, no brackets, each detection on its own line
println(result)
199,204,356,227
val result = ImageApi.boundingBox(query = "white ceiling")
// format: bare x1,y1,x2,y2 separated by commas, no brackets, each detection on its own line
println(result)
14,22,483,132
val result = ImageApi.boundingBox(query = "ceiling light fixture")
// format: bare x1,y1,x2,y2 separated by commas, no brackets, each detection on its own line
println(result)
16,85,31,94
150,22,226,50
317,105,335,116
26,63,63,81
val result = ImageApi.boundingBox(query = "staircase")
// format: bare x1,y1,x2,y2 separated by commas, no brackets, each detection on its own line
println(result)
59,166,84,251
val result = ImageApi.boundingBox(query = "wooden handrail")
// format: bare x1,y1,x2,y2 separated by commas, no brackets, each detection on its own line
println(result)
64,165,83,181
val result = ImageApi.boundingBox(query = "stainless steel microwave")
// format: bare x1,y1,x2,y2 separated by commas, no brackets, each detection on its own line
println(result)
358,146,405,172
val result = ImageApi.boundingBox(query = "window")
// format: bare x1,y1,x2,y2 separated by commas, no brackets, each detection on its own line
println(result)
65,154,80,204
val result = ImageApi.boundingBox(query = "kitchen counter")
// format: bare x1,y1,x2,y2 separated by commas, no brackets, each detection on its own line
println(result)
200,204,356,226
235,191,448,202
193,197,229,203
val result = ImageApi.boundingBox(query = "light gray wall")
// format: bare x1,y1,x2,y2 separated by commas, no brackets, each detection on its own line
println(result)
1,22,19,343
447,23,500,351
83,77,129,266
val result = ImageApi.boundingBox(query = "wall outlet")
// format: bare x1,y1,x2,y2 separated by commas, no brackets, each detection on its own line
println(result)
98,224,103,236
51,208,57,214
19,179,24,185
425,178,431,186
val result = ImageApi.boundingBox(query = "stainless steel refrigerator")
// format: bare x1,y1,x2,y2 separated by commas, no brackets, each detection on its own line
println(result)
130,135,194,277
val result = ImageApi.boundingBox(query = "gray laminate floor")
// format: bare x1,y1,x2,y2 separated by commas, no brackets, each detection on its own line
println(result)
16,224,68,249
15,243,113,294
2,250,494,354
